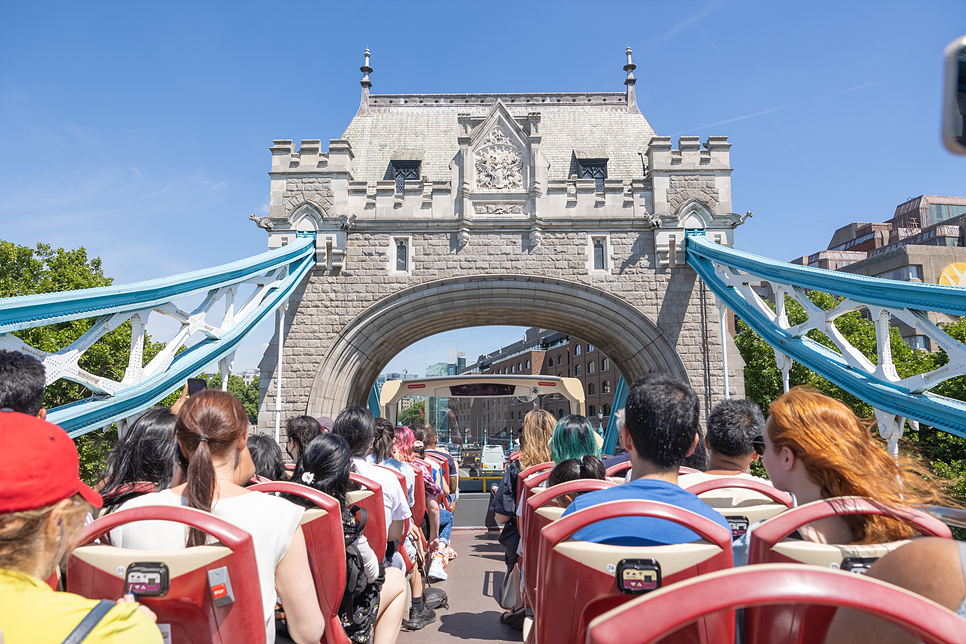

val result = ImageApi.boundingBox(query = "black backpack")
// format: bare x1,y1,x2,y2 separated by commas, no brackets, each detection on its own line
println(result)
341,506,383,643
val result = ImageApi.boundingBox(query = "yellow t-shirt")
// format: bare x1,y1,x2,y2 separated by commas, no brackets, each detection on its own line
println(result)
0,569,162,644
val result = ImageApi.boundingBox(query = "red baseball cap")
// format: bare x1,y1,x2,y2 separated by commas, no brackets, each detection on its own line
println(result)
0,411,103,513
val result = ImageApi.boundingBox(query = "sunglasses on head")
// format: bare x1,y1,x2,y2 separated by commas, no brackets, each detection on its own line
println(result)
752,436,765,456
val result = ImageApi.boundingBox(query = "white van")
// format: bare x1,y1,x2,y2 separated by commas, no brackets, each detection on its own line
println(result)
480,445,506,474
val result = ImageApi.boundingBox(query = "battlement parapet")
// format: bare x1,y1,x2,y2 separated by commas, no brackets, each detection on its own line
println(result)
270,139,360,174
646,136,731,171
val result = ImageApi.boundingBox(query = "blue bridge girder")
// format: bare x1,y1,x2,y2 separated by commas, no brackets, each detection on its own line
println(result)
686,231,966,440
0,235,316,437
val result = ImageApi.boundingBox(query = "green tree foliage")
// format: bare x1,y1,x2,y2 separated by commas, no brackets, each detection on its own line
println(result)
398,400,425,428
1,240,165,483
735,290,966,509
736,290,937,418
198,372,261,424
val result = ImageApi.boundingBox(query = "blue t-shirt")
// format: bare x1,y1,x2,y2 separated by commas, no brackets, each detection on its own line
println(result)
561,478,731,546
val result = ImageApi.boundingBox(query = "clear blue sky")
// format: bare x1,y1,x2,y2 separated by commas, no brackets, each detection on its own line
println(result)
2,1,963,375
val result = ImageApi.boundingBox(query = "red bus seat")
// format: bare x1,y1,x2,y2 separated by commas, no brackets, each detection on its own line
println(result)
605,462,631,478
411,464,427,528
347,473,388,560
374,465,416,575
425,453,455,510
521,479,617,608
509,451,521,462
248,482,351,644
744,496,952,644
683,477,793,539
516,461,555,508
67,506,266,644
518,470,552,531
587,564,966,644
535,499,734,644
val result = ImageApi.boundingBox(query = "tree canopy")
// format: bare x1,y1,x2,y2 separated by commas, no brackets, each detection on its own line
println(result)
399,400,425,428
198,372,261,424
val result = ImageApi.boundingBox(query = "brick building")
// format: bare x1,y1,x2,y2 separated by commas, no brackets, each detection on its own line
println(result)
787,195,966,350
450,328,616,445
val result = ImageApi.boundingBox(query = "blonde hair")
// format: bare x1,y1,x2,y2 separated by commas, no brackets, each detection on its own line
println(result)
519,409,555,469
0,494,90,575
768,387,951,544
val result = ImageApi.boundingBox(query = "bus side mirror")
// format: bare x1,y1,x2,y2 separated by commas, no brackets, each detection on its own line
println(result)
942,34,966,155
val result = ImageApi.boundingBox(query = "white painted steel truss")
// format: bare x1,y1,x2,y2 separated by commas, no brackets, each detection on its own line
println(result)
0,236,315,437
687,232,966,454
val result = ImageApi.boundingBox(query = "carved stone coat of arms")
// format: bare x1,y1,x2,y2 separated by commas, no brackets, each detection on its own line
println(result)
475,128,524,191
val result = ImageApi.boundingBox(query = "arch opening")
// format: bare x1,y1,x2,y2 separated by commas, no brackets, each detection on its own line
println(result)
304,275,689,418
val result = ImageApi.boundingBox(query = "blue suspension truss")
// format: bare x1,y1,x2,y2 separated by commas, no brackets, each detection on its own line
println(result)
0,236,315,437
686,232,966,441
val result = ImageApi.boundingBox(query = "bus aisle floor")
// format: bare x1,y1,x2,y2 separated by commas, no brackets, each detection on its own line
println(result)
398,528,522,643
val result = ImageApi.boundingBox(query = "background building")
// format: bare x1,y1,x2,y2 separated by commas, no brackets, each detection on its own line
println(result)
450,327,616,446
786,195,966,349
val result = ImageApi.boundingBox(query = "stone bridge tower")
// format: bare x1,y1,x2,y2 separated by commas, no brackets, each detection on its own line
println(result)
256,49,748,433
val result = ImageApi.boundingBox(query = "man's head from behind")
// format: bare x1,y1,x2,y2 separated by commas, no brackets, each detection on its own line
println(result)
0,350,46,418
622,373,699,472
331,405,375,458
706,399,765,465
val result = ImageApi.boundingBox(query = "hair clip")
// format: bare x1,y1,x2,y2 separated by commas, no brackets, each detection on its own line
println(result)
413,440,424,449
301,472,316,484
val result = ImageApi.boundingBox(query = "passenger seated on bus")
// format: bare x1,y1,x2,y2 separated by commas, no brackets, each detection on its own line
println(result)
489,409,555,624
561,374,731,546
285,415,324,464
99,408,178,513
368,418,415,507
390,426,440,628
550,414,602,464
247,434,287,483
679,399,774,506
522,413,603,504
332,406,411,543
546,455,607,508
825,537,966,644
681,431,709,471
424,422,459,505
602,409,629,468
0,411,164,644
760,387,948,545
410,426,453,582
0,349,47,418
290,434,407,644
109,391,324,644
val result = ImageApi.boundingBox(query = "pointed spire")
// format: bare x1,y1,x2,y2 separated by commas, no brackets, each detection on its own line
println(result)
357,49,373,117
360,48,373,88
623,47,641,115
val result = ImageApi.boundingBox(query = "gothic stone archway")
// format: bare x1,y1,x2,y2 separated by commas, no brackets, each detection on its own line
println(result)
304,274,690,417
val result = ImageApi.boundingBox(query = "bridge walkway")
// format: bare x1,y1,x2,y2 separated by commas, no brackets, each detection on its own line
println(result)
398,528,519,643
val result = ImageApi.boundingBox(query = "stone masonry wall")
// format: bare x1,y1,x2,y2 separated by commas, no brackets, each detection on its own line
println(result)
258,227,727,439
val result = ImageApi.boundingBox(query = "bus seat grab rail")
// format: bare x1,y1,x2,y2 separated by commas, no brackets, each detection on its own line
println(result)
924,504,966,530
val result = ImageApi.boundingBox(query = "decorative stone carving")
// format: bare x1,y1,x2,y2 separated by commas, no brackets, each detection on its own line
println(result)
529,223,543,247
249,214,274,231
458,226,470,248
642,212,662,229
722,211,753,228
474,203,524,215
475,127,524,191
338,214,356,231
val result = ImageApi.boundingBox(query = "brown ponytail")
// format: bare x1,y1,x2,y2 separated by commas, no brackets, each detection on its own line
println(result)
174,390,248,547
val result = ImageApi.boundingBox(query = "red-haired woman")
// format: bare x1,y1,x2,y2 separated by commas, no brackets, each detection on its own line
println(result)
110,390,324,644
761,387,949,544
